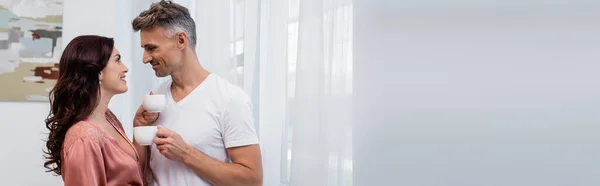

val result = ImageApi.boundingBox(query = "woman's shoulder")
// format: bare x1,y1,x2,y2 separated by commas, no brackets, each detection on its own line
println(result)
105,109,125,132
63,121,105,150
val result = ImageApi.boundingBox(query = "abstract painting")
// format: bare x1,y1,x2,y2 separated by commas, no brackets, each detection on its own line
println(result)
0,0,63,102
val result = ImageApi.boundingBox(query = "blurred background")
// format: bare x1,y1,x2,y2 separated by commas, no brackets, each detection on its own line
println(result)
0,0,599,185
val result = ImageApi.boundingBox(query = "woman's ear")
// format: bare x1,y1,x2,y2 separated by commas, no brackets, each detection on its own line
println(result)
98,72,104,82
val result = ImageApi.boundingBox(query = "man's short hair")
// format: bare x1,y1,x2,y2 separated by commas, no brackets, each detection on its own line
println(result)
132,0,197,48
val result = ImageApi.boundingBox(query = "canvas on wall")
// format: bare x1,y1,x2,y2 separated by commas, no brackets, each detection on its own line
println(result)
0,0,63,102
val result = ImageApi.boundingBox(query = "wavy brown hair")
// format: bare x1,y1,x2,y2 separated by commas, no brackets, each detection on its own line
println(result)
43,35,114,175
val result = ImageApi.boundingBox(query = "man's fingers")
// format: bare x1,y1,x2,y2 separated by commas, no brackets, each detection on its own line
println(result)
159,149,168,156
143,111,159,117
142,111,159,121
155,126,172,138
155,138,169,146
144,114,157,121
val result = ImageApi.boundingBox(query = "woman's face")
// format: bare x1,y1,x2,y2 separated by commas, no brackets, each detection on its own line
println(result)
99,47,128,95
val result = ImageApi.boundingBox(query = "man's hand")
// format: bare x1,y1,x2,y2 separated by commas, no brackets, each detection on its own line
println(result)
137,110,159,125
154,125,192,162
134,92,160,127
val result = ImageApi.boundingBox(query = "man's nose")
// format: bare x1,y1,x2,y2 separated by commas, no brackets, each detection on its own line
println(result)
143,52,152,64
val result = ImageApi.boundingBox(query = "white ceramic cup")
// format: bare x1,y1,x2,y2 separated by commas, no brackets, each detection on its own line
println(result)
133,126,158,146
142,94,166,113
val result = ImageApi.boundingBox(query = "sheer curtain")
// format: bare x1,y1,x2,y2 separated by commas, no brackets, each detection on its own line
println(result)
118,0,353,185
285,0,353,185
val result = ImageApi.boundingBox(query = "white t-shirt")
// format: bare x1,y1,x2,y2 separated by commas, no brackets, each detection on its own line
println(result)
149,74,259,186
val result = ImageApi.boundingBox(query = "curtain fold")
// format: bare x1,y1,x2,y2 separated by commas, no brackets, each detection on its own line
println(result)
288,0,328,185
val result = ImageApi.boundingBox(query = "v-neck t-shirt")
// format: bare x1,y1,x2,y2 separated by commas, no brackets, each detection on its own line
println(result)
149,74,259,186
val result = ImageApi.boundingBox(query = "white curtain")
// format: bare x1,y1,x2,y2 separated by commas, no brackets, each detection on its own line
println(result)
116,0,353,185
286,0,353,185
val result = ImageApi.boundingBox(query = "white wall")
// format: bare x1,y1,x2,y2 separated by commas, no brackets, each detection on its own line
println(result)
354,1,600,185
0,0,118,185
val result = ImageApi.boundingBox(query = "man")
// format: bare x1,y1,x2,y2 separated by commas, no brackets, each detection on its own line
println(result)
131,1,262,185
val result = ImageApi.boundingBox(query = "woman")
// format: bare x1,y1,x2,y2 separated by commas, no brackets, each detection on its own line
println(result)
43,35,144,185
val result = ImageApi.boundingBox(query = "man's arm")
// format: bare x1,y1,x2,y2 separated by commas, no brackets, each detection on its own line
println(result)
184,144,262,186
154,126,263,186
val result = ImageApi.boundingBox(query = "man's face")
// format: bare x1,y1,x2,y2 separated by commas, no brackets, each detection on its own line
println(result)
140,26,182,77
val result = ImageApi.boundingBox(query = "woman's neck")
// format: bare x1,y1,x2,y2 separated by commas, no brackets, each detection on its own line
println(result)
88,91,113,124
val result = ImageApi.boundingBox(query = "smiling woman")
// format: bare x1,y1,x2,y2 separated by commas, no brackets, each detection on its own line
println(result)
43,35,143,186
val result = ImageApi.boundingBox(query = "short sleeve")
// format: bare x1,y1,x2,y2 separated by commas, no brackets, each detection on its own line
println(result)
62,139,106,186
222,90,259,148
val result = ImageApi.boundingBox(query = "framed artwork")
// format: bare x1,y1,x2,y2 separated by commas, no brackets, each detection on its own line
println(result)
0,0,63,102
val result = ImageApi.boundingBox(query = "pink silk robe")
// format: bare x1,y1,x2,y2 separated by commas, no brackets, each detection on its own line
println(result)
61,110,144,186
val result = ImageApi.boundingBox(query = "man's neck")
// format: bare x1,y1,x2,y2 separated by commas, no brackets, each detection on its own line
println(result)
170,55,210,91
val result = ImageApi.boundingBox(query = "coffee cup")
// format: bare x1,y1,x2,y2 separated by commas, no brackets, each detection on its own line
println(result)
142,94,166,113
133,126,158,146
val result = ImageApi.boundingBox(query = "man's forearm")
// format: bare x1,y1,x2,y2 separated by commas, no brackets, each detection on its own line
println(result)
181,147,261,186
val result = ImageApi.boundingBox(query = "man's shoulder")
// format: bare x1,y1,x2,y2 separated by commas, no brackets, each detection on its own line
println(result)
209,74,249,103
